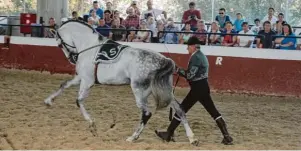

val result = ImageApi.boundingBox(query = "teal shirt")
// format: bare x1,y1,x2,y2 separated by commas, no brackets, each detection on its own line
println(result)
178,49,209,82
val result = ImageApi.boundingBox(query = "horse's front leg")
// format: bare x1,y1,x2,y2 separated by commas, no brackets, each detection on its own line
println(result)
126,83,152,142
76,79,98,136
44,75,81,106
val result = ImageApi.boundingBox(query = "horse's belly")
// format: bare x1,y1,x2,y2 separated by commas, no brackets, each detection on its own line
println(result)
96,65,130,85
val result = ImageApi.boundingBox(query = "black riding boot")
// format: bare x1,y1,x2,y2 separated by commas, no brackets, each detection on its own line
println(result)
155,118,181,142
215,117,233,145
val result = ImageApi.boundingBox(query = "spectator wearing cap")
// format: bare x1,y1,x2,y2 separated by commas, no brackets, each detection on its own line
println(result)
123,7,140,29
275,24,297,50
233,13,245,32
237,22,255,48
141,0,167,21
221,21,237,47
215,8,231,30
261,7,277,25
96,18,110,37
89,1,104,19
126,0,141,16
250,19,262,34
104,10,113,26
256,21,276,49
274,13,287,34
109,18,127,41
182,2,201,31
163,18,180,44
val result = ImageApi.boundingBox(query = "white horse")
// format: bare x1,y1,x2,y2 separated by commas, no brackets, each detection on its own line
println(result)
44,20,199,145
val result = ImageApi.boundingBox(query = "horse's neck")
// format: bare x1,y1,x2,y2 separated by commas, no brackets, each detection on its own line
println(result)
72,33,102,53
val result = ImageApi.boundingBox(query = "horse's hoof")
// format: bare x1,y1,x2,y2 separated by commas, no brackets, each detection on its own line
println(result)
126,136,138,142
222,136,233,145
190,139,200,146
89,122,98,137
44,99,53,106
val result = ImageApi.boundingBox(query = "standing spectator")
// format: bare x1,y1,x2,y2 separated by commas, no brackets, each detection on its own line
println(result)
233,13,245,32
123,7,140,29
181,2,201,31
157,20,165,43
141,0,167,21
113,10,124,25
261,7,278,25
179,23,193,44
250,19,262,34
256,21,276,49
109,18,127,41
163,18,180,44
126,0,141,16
89,10,100,27
89,1,104,19
193,20,207,45
96,18,110,37
221,21,237,47
275,24,297,50
208,21,221,45
106,1,114,13
104,10,113,26
237,22,254,48
147,16,158,41
215,8,231,30
44,17,58,38
274,13,287,34
133,20,150,42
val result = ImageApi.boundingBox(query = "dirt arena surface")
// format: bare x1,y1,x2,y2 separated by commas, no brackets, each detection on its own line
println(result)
0,68,301,150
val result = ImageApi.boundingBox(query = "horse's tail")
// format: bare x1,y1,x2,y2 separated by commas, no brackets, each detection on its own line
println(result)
151,58,175,110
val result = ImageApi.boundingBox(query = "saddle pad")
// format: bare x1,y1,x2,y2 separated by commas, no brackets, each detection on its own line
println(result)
94,40,129,63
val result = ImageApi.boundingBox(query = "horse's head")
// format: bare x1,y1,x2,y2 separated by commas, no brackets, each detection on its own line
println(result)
55,20,105,63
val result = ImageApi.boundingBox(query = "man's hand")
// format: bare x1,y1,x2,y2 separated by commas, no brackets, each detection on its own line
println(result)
177,68,186,78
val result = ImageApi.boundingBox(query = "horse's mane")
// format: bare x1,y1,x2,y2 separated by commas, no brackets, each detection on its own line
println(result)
59,19,104,41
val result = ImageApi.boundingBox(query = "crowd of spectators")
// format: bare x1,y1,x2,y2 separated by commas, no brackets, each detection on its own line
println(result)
44,0,301,50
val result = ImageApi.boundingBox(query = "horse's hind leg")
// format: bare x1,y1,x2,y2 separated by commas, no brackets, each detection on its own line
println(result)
126,83,152,142
170,100,199,146
44,75,81,106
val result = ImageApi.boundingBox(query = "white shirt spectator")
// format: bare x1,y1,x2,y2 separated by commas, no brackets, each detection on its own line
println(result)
261,15,278,25
238,30,254,47
141,9,164,21
250,25,262,34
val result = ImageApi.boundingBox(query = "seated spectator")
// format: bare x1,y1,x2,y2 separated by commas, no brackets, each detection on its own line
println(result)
72,11,84,21
215,8,231,30
274,13,287,34
157,20,165,43
179,23,193,44
208,21,221,45
127,27,137,42
89,1,104,19
256,21,276,49
104,10,113,26
87,18,97,28
237,22,255,48
261,7,277,25
133,20,150,42
250,18,262,34
233,13,245,32
141,0,167,21
123,7,140,29
221,21,237,47
181,2,201,31
44,17,58,38
89,10,100,27
126,0,141,16
275,24,297,50
113,10,124,25
96,18,110,37
163,18,180,44
109,19,127,41
194,20,207,45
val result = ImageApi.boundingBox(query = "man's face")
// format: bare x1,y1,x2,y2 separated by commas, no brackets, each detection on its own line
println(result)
113,19,120,26
219,10,225,17
264,23,271,30
189,3,195,10
268,9,274,16
147,1,152,9
197,22,205,30
104,12,111,18
106,2,112,9
128,9,135,16
49,19,55,26
99,19,105,26
243,24,248,31
93,3,98,9
187,45,196,54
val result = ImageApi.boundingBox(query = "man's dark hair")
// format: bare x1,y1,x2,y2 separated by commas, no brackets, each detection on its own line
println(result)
278,13,284,16
254,18,260,23
268,7,275,12
263,21,271,26
93,1,98,4
104,10,111,14
225,21,232,26
219,8,226,12
241,22,248,27
72,11,77,16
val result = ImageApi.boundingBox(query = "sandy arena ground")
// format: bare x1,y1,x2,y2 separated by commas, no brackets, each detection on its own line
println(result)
0,68,300,150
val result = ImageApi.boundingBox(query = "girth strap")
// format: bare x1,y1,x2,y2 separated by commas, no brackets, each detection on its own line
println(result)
94,63,100,84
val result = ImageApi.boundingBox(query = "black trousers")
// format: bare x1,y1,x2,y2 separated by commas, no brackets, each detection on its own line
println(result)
168,78,221,133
